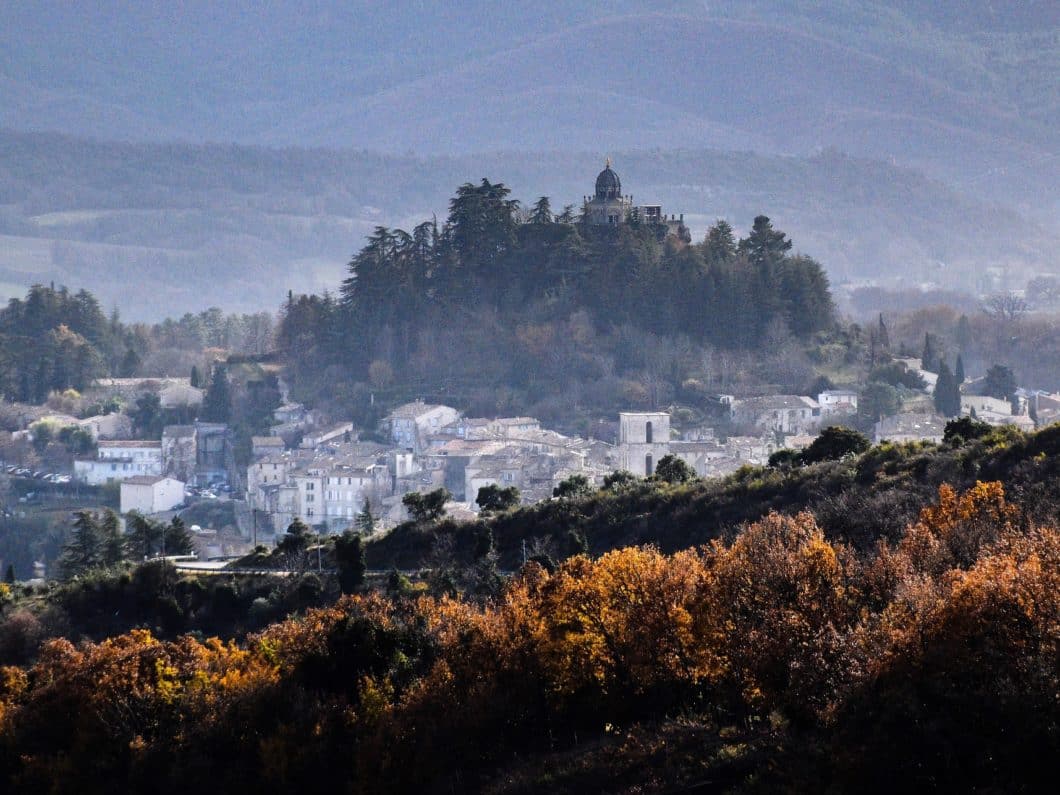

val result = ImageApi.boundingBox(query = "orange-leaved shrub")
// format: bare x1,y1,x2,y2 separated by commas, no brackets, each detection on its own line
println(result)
0,482,1054,794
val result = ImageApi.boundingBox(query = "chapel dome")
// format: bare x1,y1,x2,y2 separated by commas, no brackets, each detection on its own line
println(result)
594,161,622,200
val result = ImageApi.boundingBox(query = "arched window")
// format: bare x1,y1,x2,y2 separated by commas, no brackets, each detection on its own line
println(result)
645,420,653,444
645,454,653,476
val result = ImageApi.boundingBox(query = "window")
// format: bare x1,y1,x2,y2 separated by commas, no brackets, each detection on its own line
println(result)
645,421,653,444
645,454,654,476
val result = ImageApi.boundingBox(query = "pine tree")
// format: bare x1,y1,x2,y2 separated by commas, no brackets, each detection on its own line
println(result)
703,219,737,262
59,511,103,579
164,516,195,556
738,215,792,265
355,499,377,535
528,196,553,224
125,512,163,560
99,509,125,565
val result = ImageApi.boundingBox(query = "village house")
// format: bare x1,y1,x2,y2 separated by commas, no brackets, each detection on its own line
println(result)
87,377,204,409
74,440,163,485
246,441,413,534
251,436,286,459
959,395,1035,431
76,412,133,441
120,475,185,515
160,422,233,486
161,425,197,482
386,401,461,454
818,389,859,416
299,422,355,449
730,395,822,435
1024,391,1060,427
874,413,947,444
961,395,1012,416
893,358,937,392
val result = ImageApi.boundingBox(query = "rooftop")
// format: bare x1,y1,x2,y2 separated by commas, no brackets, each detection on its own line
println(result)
163,425,196,438
99,440,161,448
387,400,453,419
735,395,819,411
252,436,285,446
122,475,176,486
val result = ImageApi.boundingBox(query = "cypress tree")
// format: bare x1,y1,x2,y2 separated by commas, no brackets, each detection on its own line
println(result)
934,360,961,417
955,354,965,385
200,366,231,423
921,333,938,373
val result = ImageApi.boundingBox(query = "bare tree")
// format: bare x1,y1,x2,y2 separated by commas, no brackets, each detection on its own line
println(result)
982,293,1028,323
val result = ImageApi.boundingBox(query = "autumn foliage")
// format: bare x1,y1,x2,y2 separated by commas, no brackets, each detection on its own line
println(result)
0,482,1056,793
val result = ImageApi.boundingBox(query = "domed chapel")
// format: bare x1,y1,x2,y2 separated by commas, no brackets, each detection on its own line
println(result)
583,158,686,236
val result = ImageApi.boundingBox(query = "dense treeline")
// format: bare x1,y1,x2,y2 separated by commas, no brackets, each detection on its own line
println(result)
0,284,274,405
278,180,833,419
0,481,1054,793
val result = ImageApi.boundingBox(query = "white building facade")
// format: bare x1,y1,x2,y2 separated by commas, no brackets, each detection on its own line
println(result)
120,475,185,515
74,441,163,485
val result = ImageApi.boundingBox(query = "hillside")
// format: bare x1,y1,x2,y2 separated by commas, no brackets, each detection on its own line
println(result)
1,2,1055,208
1,131,1054,319
368,421,1060,570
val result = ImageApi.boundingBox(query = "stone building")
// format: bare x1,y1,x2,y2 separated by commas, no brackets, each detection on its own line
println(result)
616,411,671,476
582,159,687,237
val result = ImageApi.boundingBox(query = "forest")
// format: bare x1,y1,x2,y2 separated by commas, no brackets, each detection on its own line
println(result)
0,283,273,405
277,179,833,425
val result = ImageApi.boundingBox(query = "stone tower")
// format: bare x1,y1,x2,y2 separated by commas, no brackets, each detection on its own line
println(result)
584,158,633,225
617,411,671,476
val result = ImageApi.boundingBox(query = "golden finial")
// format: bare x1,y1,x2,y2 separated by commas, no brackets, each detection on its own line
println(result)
605,156,611,168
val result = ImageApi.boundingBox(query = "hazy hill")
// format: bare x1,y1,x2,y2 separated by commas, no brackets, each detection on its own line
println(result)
0,130,1055,319
1,2,1055,207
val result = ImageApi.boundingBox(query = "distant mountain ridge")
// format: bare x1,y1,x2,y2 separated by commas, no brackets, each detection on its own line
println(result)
1,2,1055,207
